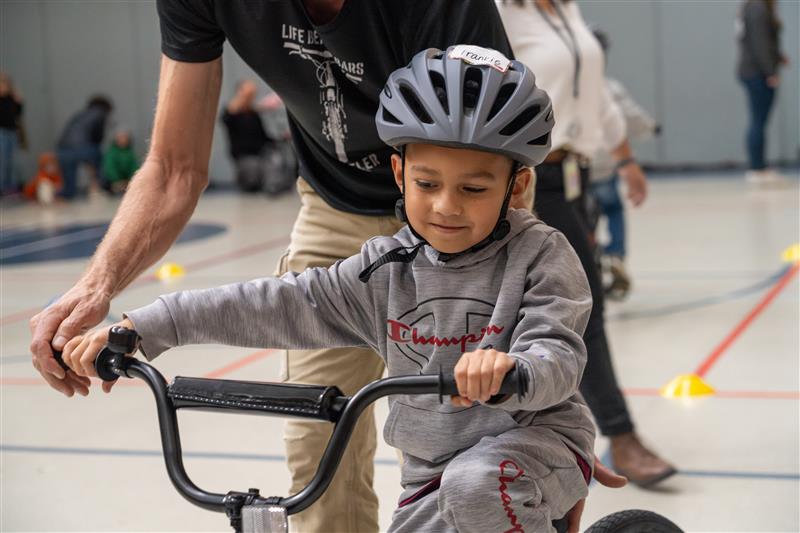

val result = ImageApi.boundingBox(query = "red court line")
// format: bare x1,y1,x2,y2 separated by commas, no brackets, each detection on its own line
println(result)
694,262,799,378
1,347,277,388
203,349,277,379
0,308,38,326
0,236,290,326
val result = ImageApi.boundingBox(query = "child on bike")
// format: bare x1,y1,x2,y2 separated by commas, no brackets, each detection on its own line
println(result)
62,45,595,533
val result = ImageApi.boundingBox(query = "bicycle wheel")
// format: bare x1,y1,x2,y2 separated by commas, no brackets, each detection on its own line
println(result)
584,509,683,533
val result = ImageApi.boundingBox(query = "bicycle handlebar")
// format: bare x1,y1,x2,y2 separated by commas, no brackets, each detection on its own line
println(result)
52,327,530,525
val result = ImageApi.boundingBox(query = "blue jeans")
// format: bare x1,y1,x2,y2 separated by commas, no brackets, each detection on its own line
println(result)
0,128,18,192
740,76,776,170
57,146,102,199
590,175,626,257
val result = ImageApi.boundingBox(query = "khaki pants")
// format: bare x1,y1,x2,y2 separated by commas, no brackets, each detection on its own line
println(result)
276,178,404,533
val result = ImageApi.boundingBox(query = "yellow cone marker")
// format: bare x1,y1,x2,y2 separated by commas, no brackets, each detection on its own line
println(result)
155,262,186,281
660,374,715,399
781,243,800,264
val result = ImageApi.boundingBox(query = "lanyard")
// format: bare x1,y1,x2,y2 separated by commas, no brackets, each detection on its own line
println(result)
535,1,582,99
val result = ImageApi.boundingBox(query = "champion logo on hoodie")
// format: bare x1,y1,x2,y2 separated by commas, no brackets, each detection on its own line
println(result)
386,298,507,369
387,319,504,353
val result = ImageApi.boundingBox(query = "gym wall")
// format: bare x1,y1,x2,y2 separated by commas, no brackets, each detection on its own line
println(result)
1,0,797,183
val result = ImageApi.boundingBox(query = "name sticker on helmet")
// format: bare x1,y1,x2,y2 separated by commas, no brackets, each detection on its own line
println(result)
448,45,510,73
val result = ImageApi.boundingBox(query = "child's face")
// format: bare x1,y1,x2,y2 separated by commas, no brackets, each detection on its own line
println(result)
391,143,530,254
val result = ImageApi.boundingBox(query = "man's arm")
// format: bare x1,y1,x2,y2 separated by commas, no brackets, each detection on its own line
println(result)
29,55,222,396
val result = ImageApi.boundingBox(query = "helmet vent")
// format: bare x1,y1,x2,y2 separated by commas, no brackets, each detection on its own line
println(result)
382,107,402,125
429,70,449,114
399,85,433,124
499,105,541,136
527,132,550,146
487,83,517,122
462,67,483,115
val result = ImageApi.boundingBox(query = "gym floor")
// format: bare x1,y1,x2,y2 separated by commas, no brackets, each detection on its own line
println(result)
1,172,798,532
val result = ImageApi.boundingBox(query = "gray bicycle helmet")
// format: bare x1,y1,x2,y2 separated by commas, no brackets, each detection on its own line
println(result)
359,46,554,282
376,45,554,167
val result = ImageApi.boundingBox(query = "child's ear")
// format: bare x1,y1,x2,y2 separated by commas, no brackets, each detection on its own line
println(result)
390,152,404,191
509,167,533,210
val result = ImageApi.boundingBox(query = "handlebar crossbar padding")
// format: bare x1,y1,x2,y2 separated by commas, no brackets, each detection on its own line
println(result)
168,377,345,422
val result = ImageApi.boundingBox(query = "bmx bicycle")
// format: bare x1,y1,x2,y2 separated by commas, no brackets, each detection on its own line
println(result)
56,326,682,533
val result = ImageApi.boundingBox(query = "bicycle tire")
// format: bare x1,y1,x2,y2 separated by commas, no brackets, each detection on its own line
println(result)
584,509,683,533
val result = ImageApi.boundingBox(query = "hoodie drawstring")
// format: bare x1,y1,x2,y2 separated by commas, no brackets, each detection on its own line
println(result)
358,242,425,283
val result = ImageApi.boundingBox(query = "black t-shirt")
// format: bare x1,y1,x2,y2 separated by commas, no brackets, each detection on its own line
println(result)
157,0,512,215
221,109,273,159
0,95,22,131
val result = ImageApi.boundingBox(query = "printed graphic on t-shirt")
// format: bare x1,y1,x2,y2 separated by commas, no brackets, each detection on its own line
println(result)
387,297,505,371
282,24,366,164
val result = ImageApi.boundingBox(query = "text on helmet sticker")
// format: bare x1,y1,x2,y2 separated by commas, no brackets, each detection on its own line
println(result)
448,45,510,73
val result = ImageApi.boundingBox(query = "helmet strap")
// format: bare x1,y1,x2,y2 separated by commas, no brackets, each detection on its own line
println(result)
396,147,429,242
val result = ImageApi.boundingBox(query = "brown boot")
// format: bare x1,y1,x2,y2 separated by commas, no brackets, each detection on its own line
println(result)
610,432,676,488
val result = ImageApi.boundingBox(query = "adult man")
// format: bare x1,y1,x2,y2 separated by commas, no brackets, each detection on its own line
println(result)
30,1,522,531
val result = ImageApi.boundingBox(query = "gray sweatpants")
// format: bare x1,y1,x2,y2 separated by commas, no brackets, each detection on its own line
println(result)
388,426,590,533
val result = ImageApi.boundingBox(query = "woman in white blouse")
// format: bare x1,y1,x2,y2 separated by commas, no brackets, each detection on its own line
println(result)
498,0,675,488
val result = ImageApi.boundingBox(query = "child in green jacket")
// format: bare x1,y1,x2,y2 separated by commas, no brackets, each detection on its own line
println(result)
102,128,138,194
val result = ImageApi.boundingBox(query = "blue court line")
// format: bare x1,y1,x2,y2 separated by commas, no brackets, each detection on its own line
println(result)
677,470,799,480
607,264,793,322
3,444,797,480
0,444,399,466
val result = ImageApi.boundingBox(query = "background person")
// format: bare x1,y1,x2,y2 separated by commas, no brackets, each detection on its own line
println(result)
0,71,24,196
736,0,789,184
23,152,62,204
102,128,139,194
56,95,114,199
589,28,660,301
498,0,675,487
220,79,293,194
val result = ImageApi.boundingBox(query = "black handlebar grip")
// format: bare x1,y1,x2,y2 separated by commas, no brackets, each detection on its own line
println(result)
53,350,70,373
94,348,123,382
107,326,141,354
96,326,141,381
438,362,530,403
50,326,141,382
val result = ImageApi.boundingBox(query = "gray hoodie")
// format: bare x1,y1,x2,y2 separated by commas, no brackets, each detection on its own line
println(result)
126,209,594,485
